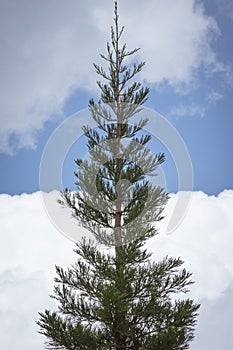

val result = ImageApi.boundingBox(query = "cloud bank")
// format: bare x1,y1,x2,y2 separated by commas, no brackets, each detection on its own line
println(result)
0,0,224,154
0,190,233,349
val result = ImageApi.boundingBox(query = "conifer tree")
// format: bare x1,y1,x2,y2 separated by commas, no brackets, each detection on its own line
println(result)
38,2,200,349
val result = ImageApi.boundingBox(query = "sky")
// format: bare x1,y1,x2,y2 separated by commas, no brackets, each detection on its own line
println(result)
0,0,233,349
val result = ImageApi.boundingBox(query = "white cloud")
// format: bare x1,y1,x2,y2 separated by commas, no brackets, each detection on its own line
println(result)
0,192,75,349
0,268,52,349
207,90,224,103
0,190,233,349
118,0,222,87
169,103,206,118
191,283,233,350
0,0,225,154
0,0,105,155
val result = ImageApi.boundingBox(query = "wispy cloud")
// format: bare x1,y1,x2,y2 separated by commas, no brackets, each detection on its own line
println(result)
213,0,233,19
169,103,206,118
207,90,224,103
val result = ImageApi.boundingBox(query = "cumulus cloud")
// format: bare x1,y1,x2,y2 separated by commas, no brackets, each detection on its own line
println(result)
0,190,233,349
0,0,225,154
0,0,106,155
116,0,222,87
192,283,233,350
0,192,75,349
0,269,52,349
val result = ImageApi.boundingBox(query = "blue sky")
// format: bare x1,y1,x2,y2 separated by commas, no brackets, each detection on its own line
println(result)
0,0,233,196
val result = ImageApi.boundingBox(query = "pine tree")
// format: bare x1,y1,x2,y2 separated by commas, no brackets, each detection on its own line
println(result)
38,2,200,349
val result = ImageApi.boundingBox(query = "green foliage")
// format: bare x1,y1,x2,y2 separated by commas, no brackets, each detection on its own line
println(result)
38,2,200,349
38,240,199,349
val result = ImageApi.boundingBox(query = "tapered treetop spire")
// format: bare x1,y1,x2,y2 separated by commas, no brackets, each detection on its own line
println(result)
61,0,163,248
